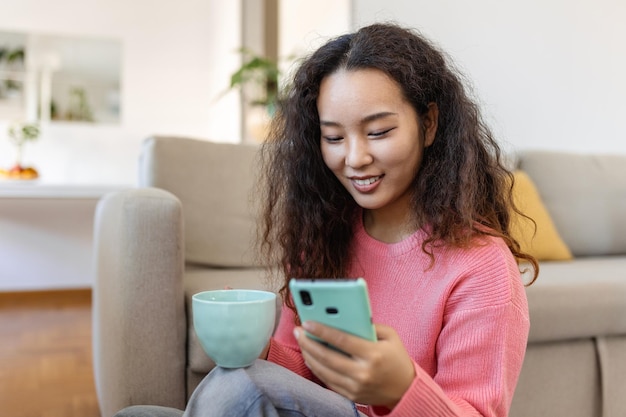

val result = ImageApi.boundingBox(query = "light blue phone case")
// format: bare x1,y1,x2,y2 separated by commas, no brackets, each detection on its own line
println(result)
289,278,377,345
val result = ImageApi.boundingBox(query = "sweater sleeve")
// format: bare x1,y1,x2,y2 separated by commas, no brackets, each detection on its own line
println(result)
372,244,530,417
373,303,529,417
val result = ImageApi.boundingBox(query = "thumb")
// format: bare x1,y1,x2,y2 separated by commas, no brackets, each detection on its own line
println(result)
374,323,397,341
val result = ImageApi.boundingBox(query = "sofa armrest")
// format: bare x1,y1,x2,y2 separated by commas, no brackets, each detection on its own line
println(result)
92,188,186,417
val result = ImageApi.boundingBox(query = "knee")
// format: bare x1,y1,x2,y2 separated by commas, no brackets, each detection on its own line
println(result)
186,365,266,413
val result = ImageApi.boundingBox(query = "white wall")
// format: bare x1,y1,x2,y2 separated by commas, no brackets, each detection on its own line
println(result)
0,0,242,185
353,0,626,155
2,1,623,183
279,0,351,59
0,0,353,291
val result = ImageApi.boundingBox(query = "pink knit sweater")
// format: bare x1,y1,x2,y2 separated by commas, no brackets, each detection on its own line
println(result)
268,220,529,417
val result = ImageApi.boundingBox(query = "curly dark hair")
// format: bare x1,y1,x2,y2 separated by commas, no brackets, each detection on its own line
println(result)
258,23,538,311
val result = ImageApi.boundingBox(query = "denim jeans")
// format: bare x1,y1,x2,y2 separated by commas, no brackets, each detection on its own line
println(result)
114,360,365,417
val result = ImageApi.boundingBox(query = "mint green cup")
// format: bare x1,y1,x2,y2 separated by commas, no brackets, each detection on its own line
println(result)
192,289,277,368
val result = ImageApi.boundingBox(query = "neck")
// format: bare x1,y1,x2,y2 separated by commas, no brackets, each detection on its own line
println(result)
362,205,418,244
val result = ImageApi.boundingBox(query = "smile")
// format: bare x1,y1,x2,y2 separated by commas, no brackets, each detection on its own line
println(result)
353,176,382,186
350,175,384,193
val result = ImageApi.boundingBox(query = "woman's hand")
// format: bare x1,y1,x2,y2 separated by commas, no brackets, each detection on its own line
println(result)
259,340,271,360
294,321,415,409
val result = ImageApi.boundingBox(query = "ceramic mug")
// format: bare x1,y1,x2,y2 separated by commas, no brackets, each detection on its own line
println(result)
192,289,276,368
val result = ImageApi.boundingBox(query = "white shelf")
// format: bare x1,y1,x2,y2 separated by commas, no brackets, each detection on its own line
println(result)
0,182,133,199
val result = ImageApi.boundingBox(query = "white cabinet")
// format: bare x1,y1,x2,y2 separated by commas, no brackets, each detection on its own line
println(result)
0,184,130,291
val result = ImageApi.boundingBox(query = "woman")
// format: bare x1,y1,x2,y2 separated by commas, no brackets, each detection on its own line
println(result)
118,22,538,417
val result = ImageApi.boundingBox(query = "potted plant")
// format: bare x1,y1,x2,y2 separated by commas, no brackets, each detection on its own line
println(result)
226,48,297,142
228,48,282,116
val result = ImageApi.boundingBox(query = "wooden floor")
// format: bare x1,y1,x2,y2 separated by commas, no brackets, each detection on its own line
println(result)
0,289,100,417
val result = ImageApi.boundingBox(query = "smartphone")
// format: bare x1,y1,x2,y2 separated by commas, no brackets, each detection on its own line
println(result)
289,278,377,351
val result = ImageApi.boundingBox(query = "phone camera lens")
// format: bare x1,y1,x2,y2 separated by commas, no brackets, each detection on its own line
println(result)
300,290,313,306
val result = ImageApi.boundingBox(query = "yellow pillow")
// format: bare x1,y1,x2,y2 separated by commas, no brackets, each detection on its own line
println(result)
509,170,573,261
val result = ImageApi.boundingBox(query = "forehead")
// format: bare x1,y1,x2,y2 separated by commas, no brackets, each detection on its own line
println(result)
317,68,411,121
319,68,403,101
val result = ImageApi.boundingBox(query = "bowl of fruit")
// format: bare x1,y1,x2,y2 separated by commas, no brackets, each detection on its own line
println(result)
1,121,40,181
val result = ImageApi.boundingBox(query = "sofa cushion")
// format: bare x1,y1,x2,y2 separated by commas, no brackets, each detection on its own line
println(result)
510,170,573,261
519,151,626,257
510,339,601,417
140,136,262,267
524,257,626,342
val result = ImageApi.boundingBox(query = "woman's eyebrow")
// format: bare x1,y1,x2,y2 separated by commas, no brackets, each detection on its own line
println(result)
361,111,398,124
320,111,398,127
319,120,342,127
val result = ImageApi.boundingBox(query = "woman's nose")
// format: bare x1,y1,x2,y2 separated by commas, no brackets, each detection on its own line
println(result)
345,137,373,168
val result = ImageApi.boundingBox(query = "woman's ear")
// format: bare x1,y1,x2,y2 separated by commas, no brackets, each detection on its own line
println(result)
422,103,439,147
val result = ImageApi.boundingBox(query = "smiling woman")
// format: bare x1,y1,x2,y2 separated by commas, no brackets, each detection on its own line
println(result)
257,22,537,417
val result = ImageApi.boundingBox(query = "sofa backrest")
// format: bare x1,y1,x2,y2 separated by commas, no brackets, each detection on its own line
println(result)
139,136,262,267
518,150,626,257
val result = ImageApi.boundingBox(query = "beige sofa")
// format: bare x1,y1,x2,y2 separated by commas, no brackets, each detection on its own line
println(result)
92,136,626,417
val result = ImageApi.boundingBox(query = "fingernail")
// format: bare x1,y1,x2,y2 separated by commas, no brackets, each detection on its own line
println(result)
293,328,300,339
302,321,314,331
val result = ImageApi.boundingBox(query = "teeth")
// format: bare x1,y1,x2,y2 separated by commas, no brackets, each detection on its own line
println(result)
354,176,380,186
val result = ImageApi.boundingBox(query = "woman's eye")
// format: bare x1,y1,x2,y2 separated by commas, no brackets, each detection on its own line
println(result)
368,127,395,138
323,135,343,142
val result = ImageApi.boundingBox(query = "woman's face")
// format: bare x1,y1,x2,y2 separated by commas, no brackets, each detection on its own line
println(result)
318,68,437,220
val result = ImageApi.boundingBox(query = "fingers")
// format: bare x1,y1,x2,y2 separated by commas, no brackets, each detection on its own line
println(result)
301,321,374,358
294,324,362,399
295,322,416,408
294,324,352,367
